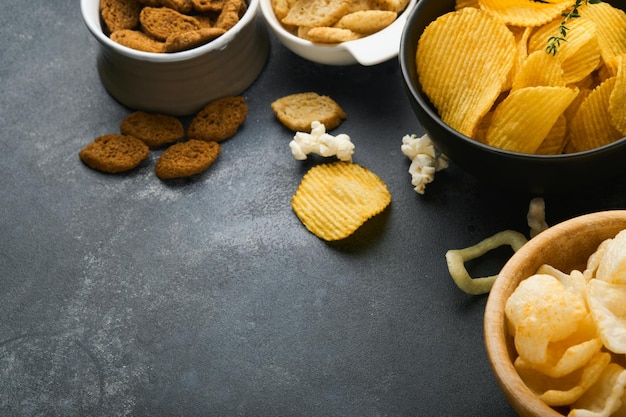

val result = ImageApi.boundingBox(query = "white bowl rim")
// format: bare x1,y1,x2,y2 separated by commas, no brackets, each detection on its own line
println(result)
80,0,260,63
259,0,418,66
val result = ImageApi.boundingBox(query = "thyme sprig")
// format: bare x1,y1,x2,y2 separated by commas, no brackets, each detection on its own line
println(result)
546,0,603,56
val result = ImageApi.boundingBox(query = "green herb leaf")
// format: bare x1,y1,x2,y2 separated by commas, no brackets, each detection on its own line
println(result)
545,0,603,56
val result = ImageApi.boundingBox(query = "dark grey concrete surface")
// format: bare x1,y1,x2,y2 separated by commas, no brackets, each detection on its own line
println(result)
2,2,626,416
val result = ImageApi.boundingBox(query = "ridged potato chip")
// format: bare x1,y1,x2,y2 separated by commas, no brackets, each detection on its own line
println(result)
416,7,515,137
512,50,566,91
291,162,391,241
454,0,478,9
568,77,622,152
535,114,568,155
478,0,571,27
486,86,578,154
609,55,626,135
581,2,626,69
529,17,601,84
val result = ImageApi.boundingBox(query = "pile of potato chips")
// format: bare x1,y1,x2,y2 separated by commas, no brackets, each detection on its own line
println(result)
505,229,626,416
416,0,626,155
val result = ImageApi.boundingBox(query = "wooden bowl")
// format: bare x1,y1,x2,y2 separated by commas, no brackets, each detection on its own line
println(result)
484,210,626,417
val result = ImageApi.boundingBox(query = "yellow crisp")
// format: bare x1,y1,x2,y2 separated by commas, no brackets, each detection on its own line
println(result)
512,50,566,91
568,77,622,152
580,2,626,69
454,0,479,9
535,114,568,155
571,363,626,417
478,0,571,27
291,162,391,241
609,55,626,135
486,86,578,154
416,8,515,138
515,352,611,407
506,274,588,366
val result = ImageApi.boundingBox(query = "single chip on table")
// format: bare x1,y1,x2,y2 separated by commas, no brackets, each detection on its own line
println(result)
291,161,391,241
155,139,221,179
478,0,571,27
120,111,184,148
485,86,578,154
271,92,346,132
79,134,149,174
416,7,515,138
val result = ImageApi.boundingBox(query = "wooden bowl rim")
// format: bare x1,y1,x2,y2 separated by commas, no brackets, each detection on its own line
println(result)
484,210,626,417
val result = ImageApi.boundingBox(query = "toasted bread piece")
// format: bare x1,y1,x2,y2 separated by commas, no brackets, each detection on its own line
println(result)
271,92,346,131
155,139,221,179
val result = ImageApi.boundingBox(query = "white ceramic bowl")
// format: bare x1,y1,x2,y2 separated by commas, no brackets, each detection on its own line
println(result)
260,0,417,66
81,0,269,116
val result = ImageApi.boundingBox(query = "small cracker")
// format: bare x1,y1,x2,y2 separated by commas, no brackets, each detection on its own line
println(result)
100,0,142,33
164,27,226,52
110,29,165,52
79,134,149,174
139,6,201,41
187,96,248,142
120,111,184,147
155,139,221,179
282,0,350,27
367,0,409,13
271,92,347,132
303,26,362,43
334,10,397,34
291,161,391,241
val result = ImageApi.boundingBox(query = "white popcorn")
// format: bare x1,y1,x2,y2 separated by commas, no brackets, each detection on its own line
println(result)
290,121,355,162
401,133,448,194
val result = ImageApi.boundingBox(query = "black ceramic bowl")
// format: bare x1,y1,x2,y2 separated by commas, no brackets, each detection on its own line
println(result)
399,0,626,194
